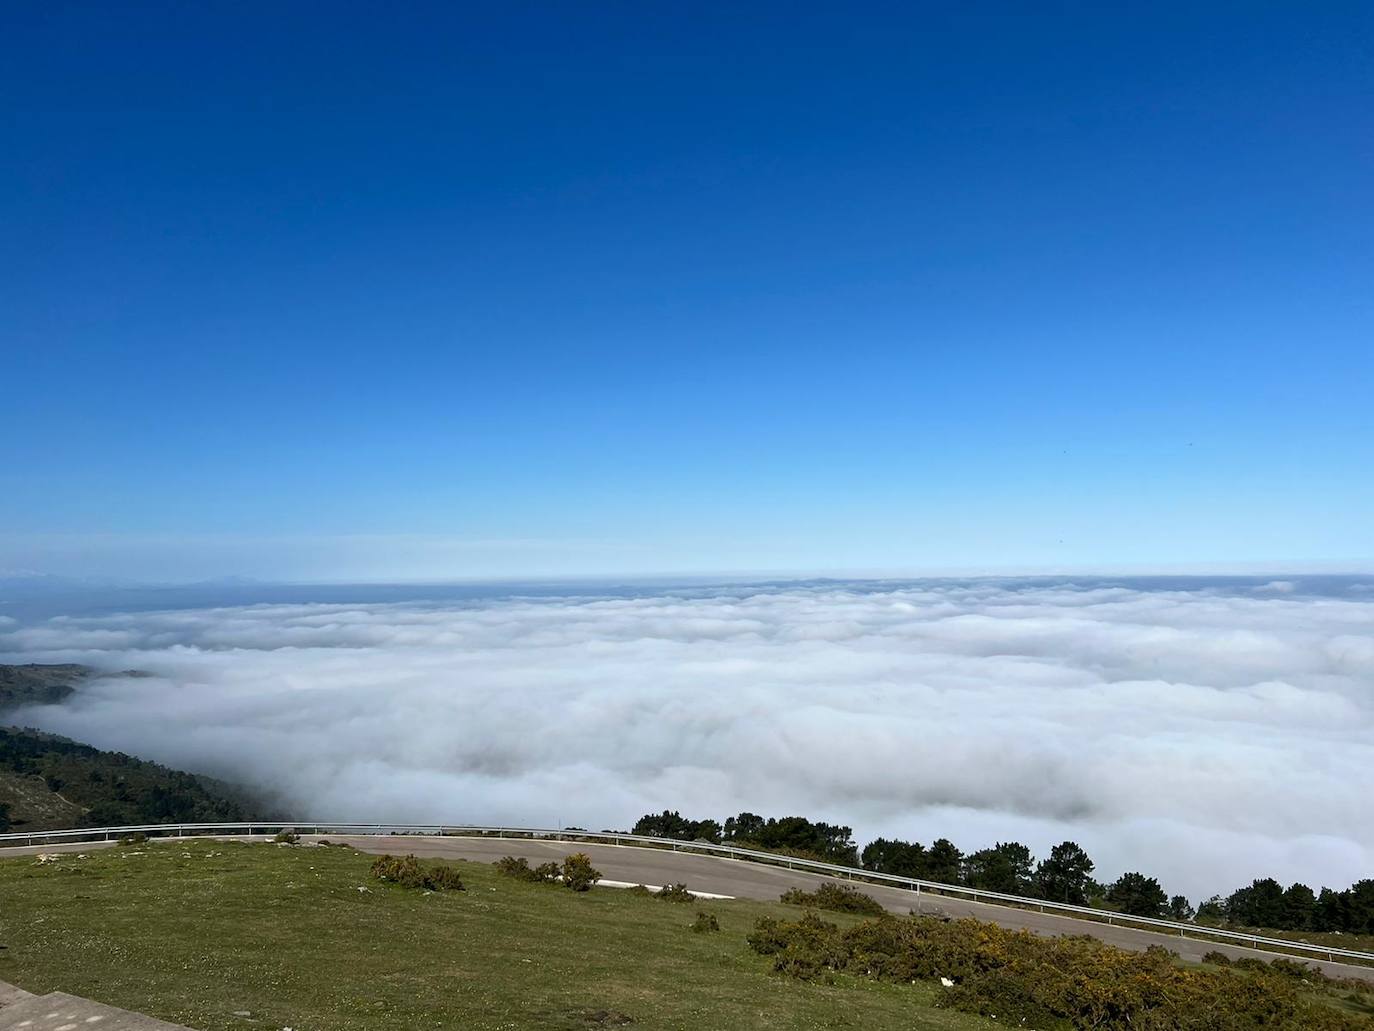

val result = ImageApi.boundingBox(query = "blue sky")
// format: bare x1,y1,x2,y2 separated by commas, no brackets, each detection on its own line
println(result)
4,3,1371,581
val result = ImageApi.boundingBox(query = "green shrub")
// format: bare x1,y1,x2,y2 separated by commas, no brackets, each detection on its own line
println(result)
371,853,422,885
746,911,1372,1030
1267,958,1319,981
561,852,601,892
493,852,600,891
625,884,654,897
690,911,720,933
494,855,560,883
746,916,788,955
747,911,847,981
369,853,465,891
1201,950,1232,966
655,883,695,903
495,856,533,879
780,882,886,916
423,864,465,891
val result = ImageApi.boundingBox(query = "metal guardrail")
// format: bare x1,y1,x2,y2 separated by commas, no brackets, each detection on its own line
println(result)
3,820,1371,965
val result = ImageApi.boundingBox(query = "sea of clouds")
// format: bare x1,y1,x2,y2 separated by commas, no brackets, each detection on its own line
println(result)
2,577,1372,900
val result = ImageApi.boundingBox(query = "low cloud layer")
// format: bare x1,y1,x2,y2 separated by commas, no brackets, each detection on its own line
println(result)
3,579,1372,900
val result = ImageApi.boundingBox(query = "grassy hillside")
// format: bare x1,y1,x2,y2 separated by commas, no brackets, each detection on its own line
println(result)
0,840,990,1031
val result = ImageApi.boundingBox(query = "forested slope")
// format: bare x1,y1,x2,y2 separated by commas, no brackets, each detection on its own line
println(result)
0,663,251,832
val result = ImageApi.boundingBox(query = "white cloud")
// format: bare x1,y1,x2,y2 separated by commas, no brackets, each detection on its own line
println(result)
3,580,1372,901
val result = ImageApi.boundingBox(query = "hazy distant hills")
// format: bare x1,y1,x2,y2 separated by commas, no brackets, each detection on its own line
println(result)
0,663,94,707
0,662,155,709
0,663,257,832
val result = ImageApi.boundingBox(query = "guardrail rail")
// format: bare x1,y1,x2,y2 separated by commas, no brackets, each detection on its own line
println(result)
3,820,1370,966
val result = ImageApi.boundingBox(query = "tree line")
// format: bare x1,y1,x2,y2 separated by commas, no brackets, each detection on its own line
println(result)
632,809,858,865
862,835,1191,919
1200,877,1374,936
630,810,1374,934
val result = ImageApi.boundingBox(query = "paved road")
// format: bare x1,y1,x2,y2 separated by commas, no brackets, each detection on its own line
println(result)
5,834,1371,984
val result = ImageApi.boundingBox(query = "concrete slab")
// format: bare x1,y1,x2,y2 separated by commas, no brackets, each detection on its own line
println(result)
0,991,192,1030
0,981,35,1010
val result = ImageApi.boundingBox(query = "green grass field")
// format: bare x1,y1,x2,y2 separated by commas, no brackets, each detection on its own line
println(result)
0,841,991,1031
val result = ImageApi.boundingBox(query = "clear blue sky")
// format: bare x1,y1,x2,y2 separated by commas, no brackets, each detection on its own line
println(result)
4,3,1371,581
